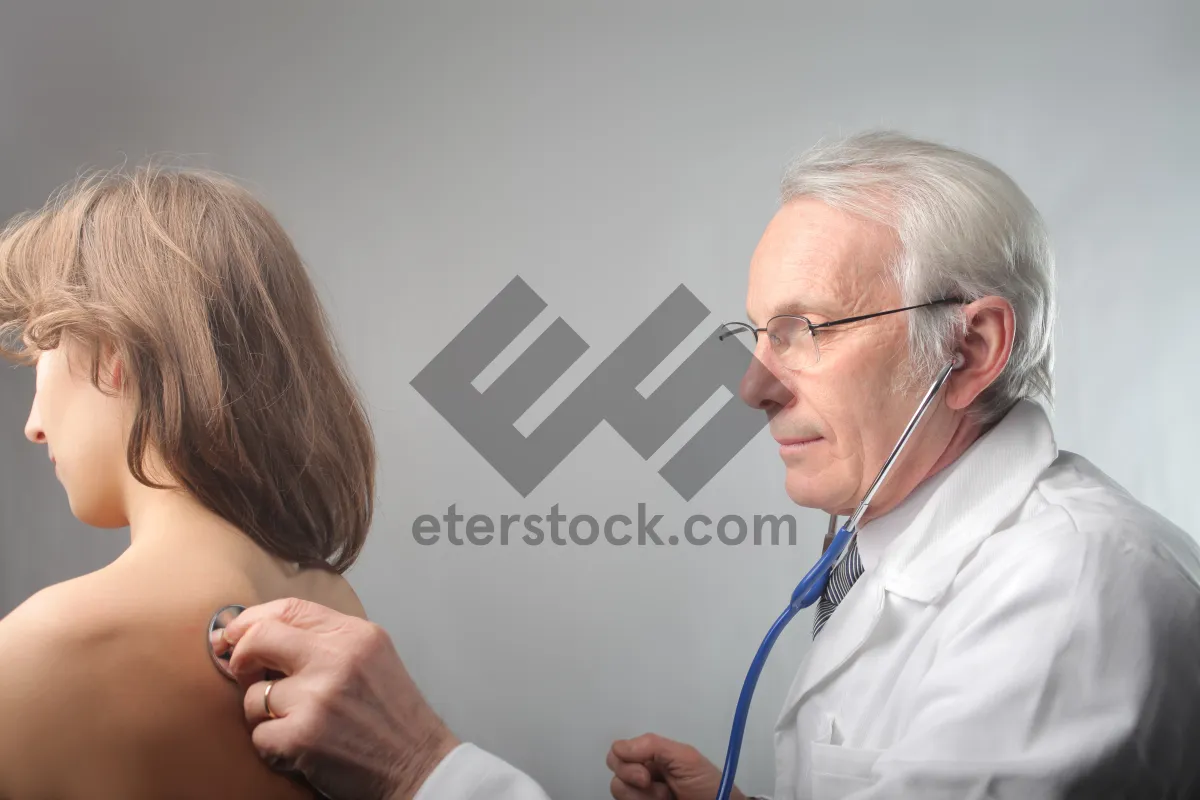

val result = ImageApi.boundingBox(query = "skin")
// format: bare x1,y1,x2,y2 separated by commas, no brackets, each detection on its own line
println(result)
0,340,367,799
605,197,1016,800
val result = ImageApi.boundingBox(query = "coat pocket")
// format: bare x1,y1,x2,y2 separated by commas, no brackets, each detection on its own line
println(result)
809,740,882,800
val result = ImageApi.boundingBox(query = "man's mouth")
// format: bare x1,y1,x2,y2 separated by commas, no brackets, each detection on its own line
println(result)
775,436,822,452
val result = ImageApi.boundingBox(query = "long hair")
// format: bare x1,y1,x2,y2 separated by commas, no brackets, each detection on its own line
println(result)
0,164,375,572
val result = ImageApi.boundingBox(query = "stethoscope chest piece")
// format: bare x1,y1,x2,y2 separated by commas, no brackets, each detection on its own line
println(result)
204,603,334,797
207,604,246,681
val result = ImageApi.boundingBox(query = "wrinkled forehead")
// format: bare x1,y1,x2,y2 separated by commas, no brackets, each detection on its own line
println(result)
745,198,899,325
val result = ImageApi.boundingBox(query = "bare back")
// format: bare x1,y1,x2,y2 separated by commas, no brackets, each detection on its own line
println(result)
0,541,367,799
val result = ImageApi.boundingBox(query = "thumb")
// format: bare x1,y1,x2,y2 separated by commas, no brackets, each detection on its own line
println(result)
612,733,676,765
224,597,332,643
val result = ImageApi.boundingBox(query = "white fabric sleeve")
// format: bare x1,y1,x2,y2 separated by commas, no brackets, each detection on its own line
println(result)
413,743,553,800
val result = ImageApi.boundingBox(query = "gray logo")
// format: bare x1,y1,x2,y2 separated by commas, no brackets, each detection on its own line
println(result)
410,277,785,500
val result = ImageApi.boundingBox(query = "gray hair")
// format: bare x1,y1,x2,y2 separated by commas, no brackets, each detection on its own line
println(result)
779,130,1056,424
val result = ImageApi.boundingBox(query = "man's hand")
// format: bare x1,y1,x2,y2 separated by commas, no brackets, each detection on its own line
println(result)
606,734,746,800
222,598,461,800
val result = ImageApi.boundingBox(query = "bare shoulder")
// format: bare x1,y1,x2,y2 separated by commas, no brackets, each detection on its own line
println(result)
297,563,369,619
0,575,115,711
0,576,130,797
0,571,316,800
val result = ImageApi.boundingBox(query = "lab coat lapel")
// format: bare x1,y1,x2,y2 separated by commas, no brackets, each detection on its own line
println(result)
776,574,885,726
880,400,1059,603
774,401,1059,729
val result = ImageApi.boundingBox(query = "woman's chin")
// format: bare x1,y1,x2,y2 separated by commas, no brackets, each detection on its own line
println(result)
65,495,128,529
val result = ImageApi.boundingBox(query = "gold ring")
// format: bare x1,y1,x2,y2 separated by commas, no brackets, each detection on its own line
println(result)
264,679,279,720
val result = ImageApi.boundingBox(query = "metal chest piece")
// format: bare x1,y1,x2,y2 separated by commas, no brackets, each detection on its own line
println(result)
207,604,246,681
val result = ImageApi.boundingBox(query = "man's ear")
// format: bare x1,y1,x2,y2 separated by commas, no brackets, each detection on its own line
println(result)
945,296,1015,411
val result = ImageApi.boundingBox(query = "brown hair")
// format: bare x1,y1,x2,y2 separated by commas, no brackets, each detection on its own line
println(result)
0,164,375,572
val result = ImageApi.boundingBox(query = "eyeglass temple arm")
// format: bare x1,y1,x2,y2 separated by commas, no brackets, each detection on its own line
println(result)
809,298,965,331
718,298,965,340
717,322,766,340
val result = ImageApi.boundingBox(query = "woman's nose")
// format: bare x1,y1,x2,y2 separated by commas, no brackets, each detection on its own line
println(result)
24,401,45,444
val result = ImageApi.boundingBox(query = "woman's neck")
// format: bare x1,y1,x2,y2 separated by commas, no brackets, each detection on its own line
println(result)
119,481,293,579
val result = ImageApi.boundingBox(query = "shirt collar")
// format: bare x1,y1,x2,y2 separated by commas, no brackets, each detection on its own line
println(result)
854,400,1060,604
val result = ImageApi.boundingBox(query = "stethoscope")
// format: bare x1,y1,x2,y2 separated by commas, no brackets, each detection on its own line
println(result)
205,356,960,800
714,355,961,800
208,605,333,797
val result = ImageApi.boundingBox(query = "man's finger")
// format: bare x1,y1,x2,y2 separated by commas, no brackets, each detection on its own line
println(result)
609,776,672,800
227,617,318,685
606,749,652,789
222,597,336,645
610,734,670,765
244,676,299,727
210,627,232,659
249,717,302,773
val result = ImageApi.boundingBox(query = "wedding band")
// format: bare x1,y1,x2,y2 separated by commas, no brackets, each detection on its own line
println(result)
264,679,279,720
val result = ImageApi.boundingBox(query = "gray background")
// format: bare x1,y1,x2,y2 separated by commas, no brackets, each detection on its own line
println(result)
1,2,1197,797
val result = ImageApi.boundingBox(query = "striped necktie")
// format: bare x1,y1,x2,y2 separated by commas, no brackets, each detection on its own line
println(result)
812,537,864,639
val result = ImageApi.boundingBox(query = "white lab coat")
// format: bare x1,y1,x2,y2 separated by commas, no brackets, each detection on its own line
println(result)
414,401,1200,800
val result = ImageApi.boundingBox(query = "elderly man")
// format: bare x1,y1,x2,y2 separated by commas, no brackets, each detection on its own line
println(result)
220,131,1200,800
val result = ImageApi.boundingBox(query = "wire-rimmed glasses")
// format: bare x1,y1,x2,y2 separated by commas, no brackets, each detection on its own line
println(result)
718,298,964,370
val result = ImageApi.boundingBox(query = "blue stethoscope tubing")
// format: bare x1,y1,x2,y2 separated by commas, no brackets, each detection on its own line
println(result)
714,357,960,800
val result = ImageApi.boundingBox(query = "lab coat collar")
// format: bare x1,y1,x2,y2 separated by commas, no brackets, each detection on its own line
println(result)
775,400,1059,732
869,399,1060,605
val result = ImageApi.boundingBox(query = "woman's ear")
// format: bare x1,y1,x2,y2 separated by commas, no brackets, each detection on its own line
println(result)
945,296,1016,411
95,341,126,393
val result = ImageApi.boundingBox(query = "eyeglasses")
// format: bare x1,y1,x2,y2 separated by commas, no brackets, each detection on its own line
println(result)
718,298,965,371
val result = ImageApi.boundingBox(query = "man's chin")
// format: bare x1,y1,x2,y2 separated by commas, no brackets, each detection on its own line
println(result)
783,472,844,513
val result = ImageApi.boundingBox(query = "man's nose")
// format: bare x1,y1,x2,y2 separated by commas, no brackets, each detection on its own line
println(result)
738,341,793,410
